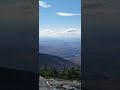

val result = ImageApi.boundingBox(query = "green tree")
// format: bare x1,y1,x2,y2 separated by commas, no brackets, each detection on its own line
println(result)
40,64,51,78
75,66,81,80
60,66,69,79
51,67,58,77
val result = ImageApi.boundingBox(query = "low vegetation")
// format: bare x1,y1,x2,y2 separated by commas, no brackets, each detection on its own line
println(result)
40,64,80,80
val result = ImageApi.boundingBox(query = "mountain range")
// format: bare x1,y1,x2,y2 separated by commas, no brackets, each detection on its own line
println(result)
39,37,81,65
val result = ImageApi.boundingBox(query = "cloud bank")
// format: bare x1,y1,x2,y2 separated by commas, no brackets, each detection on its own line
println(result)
39,28,81,38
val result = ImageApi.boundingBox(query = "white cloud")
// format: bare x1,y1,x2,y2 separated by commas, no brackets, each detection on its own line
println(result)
56,12,81,16
66,28,79,32
39,1,51,8
61,28,81,35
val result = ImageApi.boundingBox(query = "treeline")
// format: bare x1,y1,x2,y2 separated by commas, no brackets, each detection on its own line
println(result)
40,64,80,80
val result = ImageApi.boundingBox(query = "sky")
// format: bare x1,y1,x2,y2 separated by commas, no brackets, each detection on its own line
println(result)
39,0,81,38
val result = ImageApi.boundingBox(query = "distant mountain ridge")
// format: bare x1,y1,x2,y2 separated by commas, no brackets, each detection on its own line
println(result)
39,37,81,65
39,53,79,70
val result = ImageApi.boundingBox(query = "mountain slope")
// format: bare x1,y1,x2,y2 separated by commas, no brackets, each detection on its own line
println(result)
39,53,79,70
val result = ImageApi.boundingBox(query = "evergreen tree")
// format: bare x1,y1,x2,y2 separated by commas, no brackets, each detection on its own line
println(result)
75,66,81,80
51,67,58,77
60,66,69,79
40,64,51,78
40,64,81,80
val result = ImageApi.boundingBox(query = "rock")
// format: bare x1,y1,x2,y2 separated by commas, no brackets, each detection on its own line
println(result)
39,76,81,90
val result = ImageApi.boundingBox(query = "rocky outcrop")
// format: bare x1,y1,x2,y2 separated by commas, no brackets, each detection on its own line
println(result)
39,76,81,90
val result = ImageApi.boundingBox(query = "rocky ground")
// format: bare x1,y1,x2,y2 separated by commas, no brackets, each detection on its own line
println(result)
39,76,81,90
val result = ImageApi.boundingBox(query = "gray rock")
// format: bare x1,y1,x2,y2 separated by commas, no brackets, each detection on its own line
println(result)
39,76,81,90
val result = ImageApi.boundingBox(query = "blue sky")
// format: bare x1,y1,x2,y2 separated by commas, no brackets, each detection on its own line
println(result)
39,0,81,38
